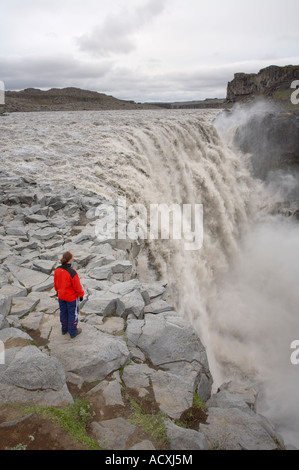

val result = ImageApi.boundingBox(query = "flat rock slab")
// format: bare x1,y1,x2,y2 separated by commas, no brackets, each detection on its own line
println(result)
7,266,50,291
10,297,40,318
48,322,131,384
126,312,209,368
30,227,59,241
32,259,57,274
27,292,59,314
0,284,28,299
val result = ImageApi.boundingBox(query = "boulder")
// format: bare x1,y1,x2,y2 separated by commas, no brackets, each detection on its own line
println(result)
199,406,282,450
121,289,145,319
126,312,210,370
81,293,125,317
88,265,113,281
125,312,212,417
109,279,142,296
207,390,253,415
5,224,28,238
218,381,258,411
165,420,209,450
122,363,152,391
87,371,124,406
0,345,73,406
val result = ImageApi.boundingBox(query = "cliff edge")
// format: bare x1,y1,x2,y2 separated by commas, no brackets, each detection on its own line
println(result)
226,65,299,107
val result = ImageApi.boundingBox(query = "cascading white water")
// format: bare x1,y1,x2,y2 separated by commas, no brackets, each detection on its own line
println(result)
1,108,298,446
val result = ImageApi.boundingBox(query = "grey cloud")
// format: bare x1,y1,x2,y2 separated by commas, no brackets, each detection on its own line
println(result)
2,52,296,103
76,0,167,57
1,55,112,90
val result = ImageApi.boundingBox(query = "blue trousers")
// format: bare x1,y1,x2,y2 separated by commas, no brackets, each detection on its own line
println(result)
58,299,79,337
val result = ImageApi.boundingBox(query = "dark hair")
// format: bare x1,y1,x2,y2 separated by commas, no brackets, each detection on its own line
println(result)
60,251,73,267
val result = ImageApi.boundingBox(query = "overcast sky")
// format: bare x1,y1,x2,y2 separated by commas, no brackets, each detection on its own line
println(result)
1,0,299,102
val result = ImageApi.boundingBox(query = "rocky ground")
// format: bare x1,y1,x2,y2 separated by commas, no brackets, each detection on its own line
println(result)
0,174,292,450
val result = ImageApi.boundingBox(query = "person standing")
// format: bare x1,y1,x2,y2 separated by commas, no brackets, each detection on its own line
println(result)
54,251,85,338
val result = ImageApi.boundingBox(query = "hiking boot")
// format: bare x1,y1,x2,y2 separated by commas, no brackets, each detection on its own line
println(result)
71,327,82,339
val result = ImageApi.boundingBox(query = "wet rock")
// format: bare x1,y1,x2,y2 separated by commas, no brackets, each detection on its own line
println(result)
218,381,258,411
6,266,50,291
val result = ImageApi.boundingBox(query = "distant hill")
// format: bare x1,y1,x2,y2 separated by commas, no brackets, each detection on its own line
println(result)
146,98,227,109
1,87,160,113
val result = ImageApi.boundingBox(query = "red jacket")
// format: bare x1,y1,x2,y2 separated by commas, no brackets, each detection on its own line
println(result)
54,264,85,302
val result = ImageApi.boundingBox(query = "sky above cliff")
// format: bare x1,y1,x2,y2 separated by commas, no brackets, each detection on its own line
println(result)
1,0,299,102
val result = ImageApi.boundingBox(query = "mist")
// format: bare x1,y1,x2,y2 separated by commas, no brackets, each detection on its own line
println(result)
211,102,299,446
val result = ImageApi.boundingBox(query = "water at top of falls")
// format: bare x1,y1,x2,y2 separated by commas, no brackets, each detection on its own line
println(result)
1,108,299,447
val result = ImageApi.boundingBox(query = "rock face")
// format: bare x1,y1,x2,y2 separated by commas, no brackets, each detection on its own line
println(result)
233,106,299,180
227,65,299,103
0,175,289,450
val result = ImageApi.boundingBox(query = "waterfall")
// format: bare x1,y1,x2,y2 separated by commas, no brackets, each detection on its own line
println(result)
1,108,299,446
